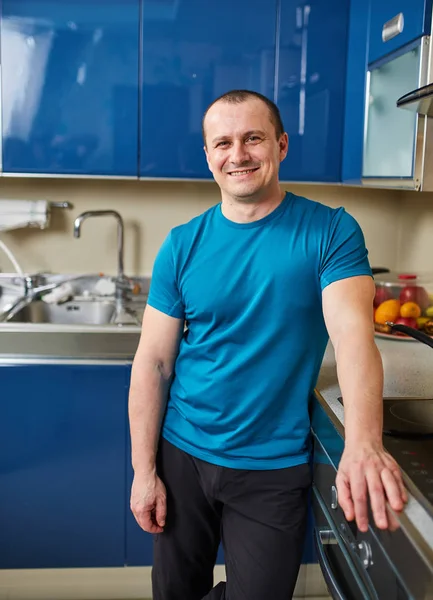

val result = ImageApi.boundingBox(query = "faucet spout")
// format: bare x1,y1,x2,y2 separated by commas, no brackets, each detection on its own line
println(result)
73,210,124,279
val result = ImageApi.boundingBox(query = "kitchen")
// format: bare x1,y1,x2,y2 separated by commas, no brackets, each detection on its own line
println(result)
0,0,433,599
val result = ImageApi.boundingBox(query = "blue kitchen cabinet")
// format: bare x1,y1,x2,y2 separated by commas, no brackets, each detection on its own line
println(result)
277,0,350,183
0,363,127,569
139,0,277,179
341,0,371,184
1,1,140,176
368,0,432,64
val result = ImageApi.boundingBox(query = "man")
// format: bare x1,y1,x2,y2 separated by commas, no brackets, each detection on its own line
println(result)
128,90,407,600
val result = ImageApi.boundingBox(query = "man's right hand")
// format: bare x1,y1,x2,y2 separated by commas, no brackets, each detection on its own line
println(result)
130,471,167,534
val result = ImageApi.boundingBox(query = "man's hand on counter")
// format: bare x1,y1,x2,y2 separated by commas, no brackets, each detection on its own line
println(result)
336,441,408,532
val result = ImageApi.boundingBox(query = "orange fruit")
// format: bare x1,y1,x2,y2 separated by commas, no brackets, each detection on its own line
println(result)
400,302,421,319
375,299,401,324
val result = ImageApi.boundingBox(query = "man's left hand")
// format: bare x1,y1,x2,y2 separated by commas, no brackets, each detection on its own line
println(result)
336,441,408,532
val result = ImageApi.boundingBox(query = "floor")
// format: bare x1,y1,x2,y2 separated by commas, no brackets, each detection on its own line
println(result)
0,565,331,599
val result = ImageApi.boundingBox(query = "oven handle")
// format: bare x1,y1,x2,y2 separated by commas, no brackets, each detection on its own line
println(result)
314,527,347,600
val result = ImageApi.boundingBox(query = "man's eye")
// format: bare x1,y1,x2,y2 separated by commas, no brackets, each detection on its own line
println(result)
216,141,229,148
247,136,260,142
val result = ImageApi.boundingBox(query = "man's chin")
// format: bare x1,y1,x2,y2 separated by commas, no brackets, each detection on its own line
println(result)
226,182,262,200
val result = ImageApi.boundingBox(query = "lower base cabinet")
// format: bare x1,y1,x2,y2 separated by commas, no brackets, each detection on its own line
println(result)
0,363,127,569
0,362,315,569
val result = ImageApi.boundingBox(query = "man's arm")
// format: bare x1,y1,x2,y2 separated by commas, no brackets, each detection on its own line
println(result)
322,275,407,532
129,304,184,533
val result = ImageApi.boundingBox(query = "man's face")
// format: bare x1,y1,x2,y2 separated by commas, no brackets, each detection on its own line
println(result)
203,98,288,201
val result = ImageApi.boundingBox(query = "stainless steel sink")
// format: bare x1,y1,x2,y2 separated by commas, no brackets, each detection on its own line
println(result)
10,299,119,325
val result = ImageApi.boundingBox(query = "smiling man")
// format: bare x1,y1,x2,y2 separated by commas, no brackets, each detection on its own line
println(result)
128,90,407,600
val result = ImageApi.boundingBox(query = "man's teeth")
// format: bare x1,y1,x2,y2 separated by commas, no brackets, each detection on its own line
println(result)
230,169,257,176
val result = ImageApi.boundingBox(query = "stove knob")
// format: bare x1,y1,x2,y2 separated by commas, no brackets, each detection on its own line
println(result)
358,540,373,569
331,485,338,510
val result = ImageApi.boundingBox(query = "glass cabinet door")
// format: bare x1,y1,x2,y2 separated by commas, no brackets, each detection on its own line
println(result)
362,38,428,183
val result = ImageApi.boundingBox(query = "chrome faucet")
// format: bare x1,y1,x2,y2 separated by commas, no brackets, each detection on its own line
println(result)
73,210,140,324
73,210,124,279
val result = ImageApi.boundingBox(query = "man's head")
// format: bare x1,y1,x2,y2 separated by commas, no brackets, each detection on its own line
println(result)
202,90,288,202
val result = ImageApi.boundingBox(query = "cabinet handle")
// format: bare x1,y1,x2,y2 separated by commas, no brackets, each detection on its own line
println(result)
331,485,338,510
314,528,347,600
382,13,404,43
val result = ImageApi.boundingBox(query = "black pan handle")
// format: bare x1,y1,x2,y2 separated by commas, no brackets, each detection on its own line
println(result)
371,267,390,275
386,322,433,349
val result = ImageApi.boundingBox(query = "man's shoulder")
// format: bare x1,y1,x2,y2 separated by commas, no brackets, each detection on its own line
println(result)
170,203,219,242
286,192,350,233
287,191,344,220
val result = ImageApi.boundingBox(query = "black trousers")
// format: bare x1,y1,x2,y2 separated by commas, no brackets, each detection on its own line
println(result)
151,437,311,600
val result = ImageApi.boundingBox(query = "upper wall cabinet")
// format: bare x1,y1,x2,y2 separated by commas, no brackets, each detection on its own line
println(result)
368,0,433,64
341,0,371,184
1,1,140,176
277,0,350,183
139,0,277,179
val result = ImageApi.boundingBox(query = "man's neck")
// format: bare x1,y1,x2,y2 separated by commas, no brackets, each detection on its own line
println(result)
220,187,285,224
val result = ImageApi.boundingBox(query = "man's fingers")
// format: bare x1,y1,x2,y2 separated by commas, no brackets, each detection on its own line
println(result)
155,494,167,528
381,467,405,513
383,455,408,506
336,474,354,522
366,468,388,530
134,507,163,534
336,448,408,534
386,505,402,532
349,467,368,532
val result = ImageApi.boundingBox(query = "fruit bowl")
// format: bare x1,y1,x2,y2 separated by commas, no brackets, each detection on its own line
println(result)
373,271,433,340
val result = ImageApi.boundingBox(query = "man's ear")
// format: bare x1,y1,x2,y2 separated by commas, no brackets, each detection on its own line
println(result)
279,133,289,162
204,145,213,174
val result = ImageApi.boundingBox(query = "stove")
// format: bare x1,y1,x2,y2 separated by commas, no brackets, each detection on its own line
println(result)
338,397,433,516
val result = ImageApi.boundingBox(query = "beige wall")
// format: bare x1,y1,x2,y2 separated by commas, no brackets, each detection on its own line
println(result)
0,177,406,276
395,190,433,273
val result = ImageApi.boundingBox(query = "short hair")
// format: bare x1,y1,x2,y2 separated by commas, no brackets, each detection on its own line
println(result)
202,90,285,144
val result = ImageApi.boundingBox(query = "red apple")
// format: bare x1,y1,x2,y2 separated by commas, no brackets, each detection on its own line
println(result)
393,316,418,335
374,286,392,308
399,285,429,311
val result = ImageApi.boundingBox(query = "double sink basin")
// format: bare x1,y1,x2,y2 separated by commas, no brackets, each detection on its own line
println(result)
9,298,145,326
0,274,149,359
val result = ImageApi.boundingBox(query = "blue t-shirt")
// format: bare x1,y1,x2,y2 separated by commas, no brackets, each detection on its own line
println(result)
147,192,372,469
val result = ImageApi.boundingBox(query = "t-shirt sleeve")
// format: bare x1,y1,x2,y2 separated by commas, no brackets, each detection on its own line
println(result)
146,231,185,319
319,207,373,291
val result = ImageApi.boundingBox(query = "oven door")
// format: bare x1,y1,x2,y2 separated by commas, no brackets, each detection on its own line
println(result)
310,395,432,599
312,485,371,600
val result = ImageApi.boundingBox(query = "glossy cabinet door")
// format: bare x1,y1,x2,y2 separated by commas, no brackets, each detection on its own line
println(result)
277,0,350,183
139,0,277,179
341,0,371,183
1,1,140,176
0,364,127,568
368,0,432,64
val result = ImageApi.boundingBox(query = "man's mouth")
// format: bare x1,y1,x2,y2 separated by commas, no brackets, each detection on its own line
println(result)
227,167,260,177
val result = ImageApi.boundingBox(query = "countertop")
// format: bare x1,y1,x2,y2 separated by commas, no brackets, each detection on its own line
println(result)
315,335,433,560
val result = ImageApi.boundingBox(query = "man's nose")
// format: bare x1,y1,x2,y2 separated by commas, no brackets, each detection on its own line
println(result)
229,140,251,165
